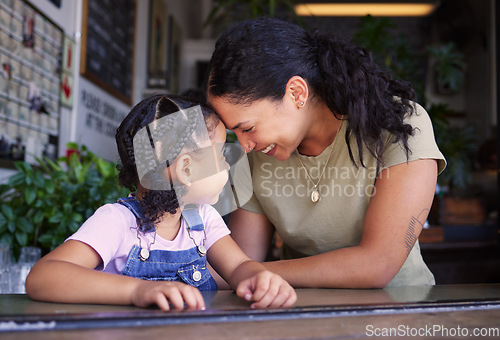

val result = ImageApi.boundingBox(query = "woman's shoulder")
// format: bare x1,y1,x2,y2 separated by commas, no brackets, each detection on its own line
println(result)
404,101,435,131
380,100,446,172
385,98,434,132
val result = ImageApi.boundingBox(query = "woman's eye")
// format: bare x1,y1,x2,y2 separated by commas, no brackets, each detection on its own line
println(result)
242,127,253,133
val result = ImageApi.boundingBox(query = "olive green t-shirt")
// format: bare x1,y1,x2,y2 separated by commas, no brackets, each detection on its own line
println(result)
242,103,446,286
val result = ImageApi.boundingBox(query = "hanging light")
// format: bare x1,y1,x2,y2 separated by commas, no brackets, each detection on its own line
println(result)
295,3,436,17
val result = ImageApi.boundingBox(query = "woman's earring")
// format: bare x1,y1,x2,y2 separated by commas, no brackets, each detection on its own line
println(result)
299,101,304,106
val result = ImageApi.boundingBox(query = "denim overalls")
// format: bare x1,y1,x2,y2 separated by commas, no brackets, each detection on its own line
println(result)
116,197,218,291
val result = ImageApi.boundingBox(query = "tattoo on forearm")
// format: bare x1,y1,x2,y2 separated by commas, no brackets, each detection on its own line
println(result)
404,209,429,255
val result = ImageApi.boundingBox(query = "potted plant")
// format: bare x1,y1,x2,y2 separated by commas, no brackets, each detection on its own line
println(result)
353,16,490,231
353,15,426,101
427,42,467,94
203,0,302,31
0,143,129,259
427,103,477,193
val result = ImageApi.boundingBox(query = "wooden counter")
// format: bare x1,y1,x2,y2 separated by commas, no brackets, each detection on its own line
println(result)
1,284,500,339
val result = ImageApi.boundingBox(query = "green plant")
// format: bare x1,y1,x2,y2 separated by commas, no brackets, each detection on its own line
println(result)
204,0,302,29
427,103,477,191
354,15,425,101
427,42,467,93
0,143,129,259
354,16,475,192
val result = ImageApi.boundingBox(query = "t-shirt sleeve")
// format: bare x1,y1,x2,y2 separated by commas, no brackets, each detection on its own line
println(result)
199,204,231,249
240,193,266,215
380,103,447,174
66,204,129,269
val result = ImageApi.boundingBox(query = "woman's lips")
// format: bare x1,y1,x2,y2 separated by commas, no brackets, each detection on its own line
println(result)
260,143,276,156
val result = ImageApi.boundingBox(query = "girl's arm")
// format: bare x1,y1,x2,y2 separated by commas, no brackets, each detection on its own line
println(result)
25,240,205,310
232,159,438,288
208,236,296,308
207,207,275,290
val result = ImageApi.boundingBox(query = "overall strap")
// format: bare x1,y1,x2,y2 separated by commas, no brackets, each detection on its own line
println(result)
181,204,204,231
116,196,157,233
116,197,143,220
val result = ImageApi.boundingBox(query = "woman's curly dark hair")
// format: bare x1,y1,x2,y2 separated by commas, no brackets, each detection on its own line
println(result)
115,94,220,231
207,17,416,167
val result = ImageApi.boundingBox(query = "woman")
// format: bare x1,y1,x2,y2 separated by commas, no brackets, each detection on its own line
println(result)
206,18,446,288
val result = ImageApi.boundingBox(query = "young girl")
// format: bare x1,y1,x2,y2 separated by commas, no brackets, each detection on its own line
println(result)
25,95,296,311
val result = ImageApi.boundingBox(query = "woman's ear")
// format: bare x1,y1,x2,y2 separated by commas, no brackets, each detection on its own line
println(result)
286,76,309,108
175,154,193,186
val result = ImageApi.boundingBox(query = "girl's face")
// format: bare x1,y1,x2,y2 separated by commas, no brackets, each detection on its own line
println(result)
182,121,230,205
208,96,309,161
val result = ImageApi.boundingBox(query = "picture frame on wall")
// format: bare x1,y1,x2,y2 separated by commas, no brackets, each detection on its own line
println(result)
147,0,168,88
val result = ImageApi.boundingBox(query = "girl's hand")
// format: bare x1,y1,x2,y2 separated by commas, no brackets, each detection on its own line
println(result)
235,271,297,309
131,280,205,311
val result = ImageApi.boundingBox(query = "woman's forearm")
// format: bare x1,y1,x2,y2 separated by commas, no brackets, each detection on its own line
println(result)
262,245,398,289
262,161,437,289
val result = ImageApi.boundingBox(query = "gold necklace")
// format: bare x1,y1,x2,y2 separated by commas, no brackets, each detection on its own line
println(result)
296,118,343,203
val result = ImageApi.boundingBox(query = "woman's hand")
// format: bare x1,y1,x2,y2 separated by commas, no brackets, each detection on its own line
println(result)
207,235,296,308
131,280,206,311
235,270,297,309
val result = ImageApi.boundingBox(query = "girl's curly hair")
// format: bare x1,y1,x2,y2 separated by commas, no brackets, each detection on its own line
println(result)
207,18,416,167
115,94,220,231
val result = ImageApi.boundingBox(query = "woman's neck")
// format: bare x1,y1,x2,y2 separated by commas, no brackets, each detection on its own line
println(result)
297,102,343,156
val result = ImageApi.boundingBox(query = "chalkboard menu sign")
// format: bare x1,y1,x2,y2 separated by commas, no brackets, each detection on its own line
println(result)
80,0,135,104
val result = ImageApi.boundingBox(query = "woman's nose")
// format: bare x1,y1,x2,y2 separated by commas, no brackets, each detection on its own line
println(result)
234,131,256,153
241,140,256,153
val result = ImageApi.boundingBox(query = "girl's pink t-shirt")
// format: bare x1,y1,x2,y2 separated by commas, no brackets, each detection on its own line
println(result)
67,203,230,274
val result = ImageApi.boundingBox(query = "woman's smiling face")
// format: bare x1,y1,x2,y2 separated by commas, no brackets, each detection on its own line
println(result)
208,96,308,161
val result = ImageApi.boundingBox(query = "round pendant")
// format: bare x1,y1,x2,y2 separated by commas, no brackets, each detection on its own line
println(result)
192,270,202,282
311,188,320,203
198,245,207,257
139,248,149,261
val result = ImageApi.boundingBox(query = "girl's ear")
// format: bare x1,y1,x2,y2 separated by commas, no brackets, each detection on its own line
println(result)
175,154,192,186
